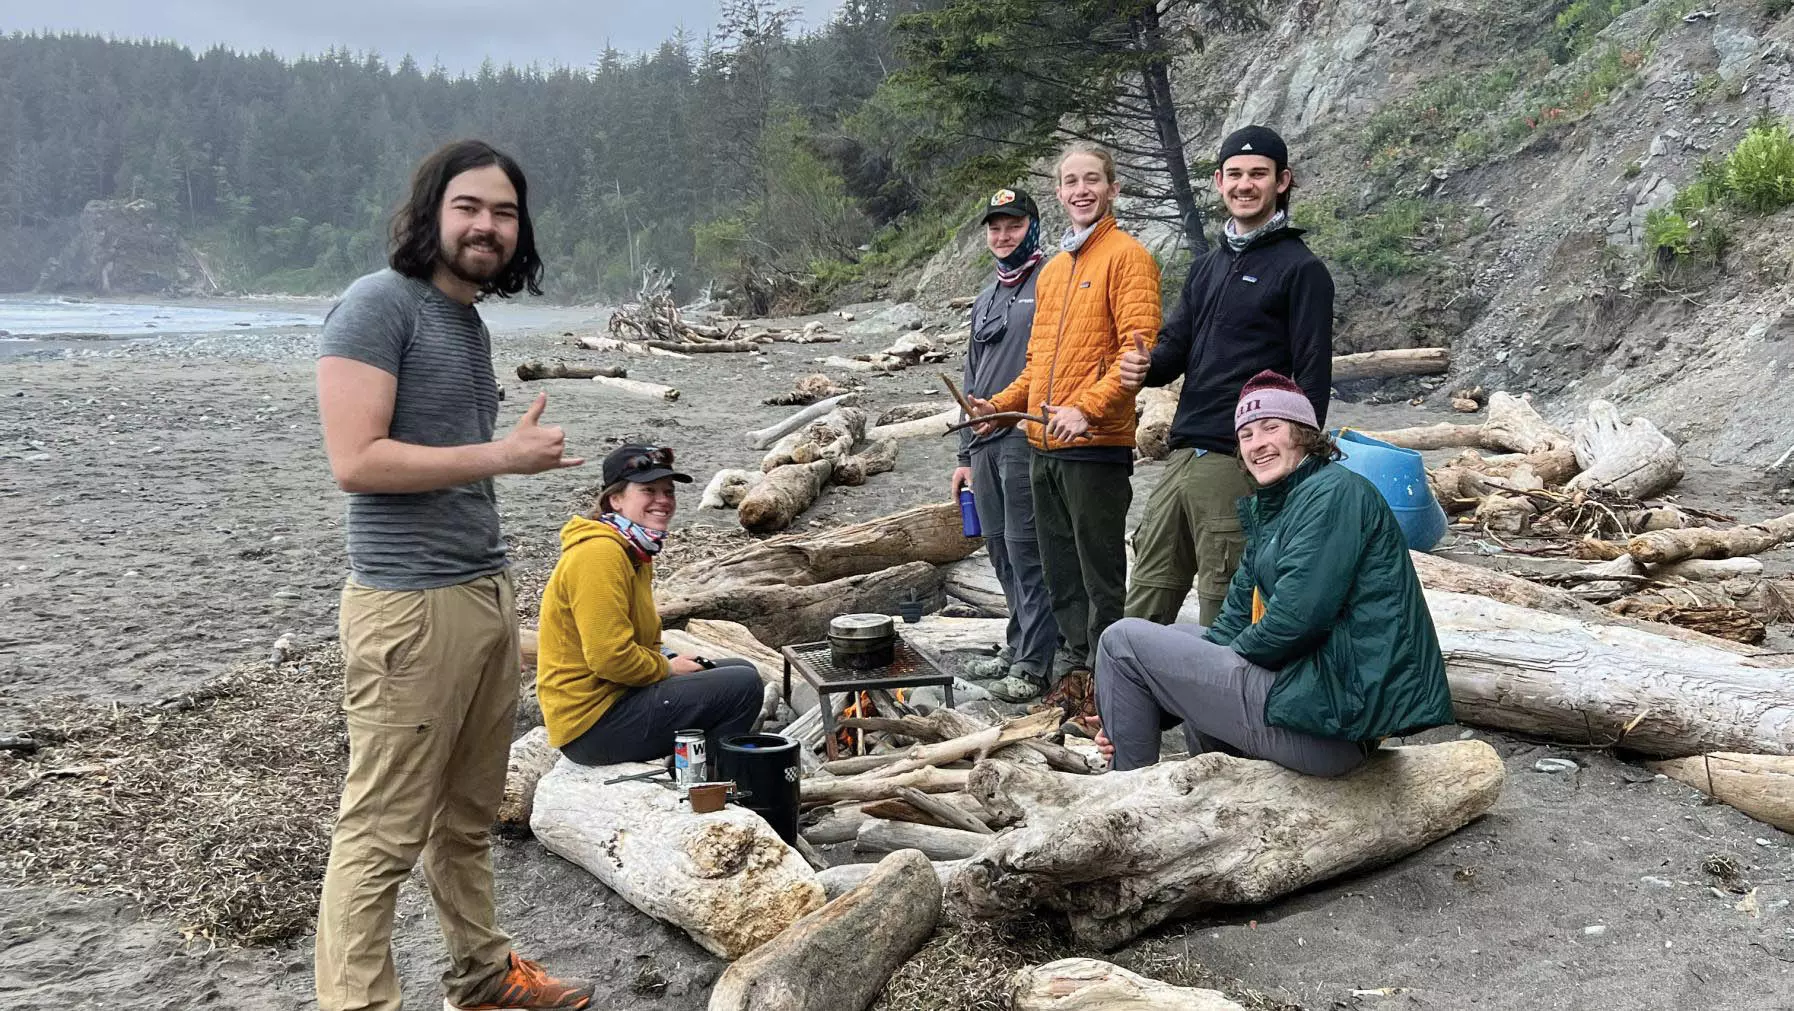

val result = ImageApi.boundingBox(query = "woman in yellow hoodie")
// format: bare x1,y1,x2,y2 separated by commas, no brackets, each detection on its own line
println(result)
535,444,763,770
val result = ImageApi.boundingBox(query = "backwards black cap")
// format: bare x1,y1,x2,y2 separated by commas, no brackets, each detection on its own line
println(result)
1218,125,1289,171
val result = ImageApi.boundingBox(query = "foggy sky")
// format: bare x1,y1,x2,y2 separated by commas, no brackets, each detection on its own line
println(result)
0,0,845,74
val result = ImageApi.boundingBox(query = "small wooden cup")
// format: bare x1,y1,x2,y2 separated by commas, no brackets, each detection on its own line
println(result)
687,782,729,814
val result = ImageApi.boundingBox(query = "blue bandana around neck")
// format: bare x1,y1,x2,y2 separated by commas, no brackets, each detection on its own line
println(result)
995,217,1042,286
601,512,666,561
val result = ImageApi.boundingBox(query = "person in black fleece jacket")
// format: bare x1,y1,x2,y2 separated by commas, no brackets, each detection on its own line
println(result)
1118,125,1335,626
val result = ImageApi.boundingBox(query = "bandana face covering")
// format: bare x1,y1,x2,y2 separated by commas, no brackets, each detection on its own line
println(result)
601,511,666,561
994,217,1042,287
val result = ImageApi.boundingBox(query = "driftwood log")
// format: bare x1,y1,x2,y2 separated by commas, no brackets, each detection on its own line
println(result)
816,858,965,900
661,618,818,713
682,503,978,590
659,561,944,647
1430,591,1794,757
765,375,853,407
1647,753,1794,833
801,767,970,807
531,760,824,958
1136,383,1180,461
1627,511,1794,565
738,459,833,534
1359,393,1569,454
949,741,1503,949
708,850,942,1011
1568,399,1683,499
497,726,559,831
854,818,992,860
867,407,959,441
575,334,690,358
591,374,680,401
1008,959,1247,1011
763,407,868,471
699,468,763,509
748,394,856,450
1331,346,1451,381
516,361,626,380
834,438,898,486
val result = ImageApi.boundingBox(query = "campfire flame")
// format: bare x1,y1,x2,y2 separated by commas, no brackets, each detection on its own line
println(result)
835,689,906,754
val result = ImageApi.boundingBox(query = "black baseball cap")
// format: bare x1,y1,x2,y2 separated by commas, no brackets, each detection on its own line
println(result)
601,444,692,486
1218,125,1288,171
980,187,1039,224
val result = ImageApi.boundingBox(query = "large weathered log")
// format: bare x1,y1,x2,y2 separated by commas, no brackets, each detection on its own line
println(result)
575,334,690,357
866,708,1061,779
531,760,823,958
816,857,964,900
1627,511,1794,565
685,504,977,591
659,561,944,647
855,818,993,860
940,554,1009,616
591,374,680,401
949,741,1503,949
648,338,761,353
709,850,941,1011
748,394,857,450
516,360,626,380
738,459,834,534
895,786,994,834
1331,347,1451,381
1647,753,1794,833
699,468,763,510
1430,591,1794,757
801,766,970,806
764,407,869,471
1358,393,1568,454
867,407,959,441
1008,959,1247,1011
833,438,898,486
1136,383,1180,462
498,726,559,831
1568,400,1683,499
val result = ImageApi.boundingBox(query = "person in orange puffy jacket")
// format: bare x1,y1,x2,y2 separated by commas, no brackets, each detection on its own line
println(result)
968,142,1161,689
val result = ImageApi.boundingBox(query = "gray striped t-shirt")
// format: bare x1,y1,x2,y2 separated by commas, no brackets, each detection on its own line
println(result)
319,268,507,589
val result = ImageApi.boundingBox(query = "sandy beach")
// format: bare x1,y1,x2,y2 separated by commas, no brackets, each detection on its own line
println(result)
2,302,1792,1010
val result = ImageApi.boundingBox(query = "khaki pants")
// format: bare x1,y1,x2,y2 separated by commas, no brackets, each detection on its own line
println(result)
315,572,519,1011
1125,449,1253,626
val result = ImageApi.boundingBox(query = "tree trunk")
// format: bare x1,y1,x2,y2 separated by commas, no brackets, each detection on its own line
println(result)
709,850,942,1011
530,760,824,959
1009,959,1247,1011
1134,7,1203,252
1358,392,1568,453
682,503,978,590
1331,347,1452,381
1627,511,1794,565
738,459,834,533
854,817,993,860
1430,590,1794,757
1647,753,1794,833
948,741,1503,949
658,561,944,648
516,361,627,380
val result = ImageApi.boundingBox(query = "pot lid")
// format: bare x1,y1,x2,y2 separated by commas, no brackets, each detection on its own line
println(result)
829,612,896,640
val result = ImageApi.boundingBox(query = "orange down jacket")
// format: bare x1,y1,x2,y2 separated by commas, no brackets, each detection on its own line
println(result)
988,216,1161,451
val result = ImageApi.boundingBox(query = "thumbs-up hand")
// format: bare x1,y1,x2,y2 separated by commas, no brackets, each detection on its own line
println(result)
1119,332,1151,392
502,392,585,474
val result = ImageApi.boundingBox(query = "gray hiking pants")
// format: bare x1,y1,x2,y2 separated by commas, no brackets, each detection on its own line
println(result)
1094,618,1369,776
560,661,764,774
971,436,1060,676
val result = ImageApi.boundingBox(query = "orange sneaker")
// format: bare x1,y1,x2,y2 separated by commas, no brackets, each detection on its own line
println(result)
445,952,593,1011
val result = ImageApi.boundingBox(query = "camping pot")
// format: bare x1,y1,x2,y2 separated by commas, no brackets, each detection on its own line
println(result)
828,612,896,670
717,734,801,843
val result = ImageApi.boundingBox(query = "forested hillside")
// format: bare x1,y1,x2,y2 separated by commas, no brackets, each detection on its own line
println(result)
0,2,949,301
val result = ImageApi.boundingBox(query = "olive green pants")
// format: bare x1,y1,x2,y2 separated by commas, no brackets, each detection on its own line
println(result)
1126,449,1254,626
1030,452,1132,667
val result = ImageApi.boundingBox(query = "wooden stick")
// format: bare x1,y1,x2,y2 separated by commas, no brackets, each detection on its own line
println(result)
942,411,1051,436
647,339,763,354
855,817,992,860
1628,511,1794,565
938,371,979,419
516,361,627,380
865,708,1062,780
897,786,994,834
800,766,970,806
591,375,680,401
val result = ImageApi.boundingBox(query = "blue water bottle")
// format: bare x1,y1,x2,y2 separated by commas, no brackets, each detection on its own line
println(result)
958,488,982,537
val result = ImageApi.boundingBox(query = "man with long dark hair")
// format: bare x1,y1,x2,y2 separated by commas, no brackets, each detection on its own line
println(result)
314,139,592,1011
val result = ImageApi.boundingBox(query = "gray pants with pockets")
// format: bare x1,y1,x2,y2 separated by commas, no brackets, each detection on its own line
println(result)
971,436,1060,677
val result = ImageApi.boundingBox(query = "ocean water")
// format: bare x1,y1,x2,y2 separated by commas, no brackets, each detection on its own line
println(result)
0,295,324,338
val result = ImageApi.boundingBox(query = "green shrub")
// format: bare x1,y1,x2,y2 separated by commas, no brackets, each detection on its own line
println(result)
1554,0,1647,58
1723,120,1794,214
1301,197,1433,279
1642,207,1692,257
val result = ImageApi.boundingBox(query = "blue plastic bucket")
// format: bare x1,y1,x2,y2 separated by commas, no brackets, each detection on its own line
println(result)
1332,430,1448,552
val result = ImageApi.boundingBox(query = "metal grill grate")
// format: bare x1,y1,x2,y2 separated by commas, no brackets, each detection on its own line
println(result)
783,638,954,691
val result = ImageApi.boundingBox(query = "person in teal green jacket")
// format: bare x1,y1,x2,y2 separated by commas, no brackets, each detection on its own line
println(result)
1089,370,1454,774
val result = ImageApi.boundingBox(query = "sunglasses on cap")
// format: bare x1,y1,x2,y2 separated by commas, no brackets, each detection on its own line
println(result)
621,446,675,473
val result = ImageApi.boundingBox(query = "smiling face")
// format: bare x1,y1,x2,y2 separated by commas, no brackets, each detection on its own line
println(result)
437,164,520,287
1214,154,1290,232
610,477,678,531
1056,152,1120,230
1237,417,1307,485
985,214,1031,259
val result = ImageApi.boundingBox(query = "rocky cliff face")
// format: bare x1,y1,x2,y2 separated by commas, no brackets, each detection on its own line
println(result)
36,198,211,295
915,0,1794,466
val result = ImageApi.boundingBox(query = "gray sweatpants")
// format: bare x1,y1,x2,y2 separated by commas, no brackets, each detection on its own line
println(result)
1094,618,1368,776
970,436,1060,677
560,660,764,773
